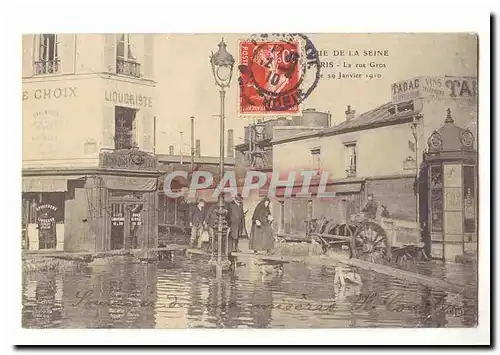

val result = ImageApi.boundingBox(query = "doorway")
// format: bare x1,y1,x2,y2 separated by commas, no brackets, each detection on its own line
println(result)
110,198,144,250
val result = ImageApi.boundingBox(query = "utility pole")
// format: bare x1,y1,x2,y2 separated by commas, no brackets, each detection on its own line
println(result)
190,116,195,171
153,116,156,154
179,131,184,164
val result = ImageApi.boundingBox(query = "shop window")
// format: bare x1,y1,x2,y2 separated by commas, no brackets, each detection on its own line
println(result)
344,143,357,177
114,106,137,150
116,34,141,77
35,34,60,75
22,192,65,250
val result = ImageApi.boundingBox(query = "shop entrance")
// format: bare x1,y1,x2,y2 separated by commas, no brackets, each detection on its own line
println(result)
110,192,145,250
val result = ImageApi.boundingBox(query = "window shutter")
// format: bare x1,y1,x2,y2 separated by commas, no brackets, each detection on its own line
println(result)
103,34,116,73
143,34,153,79
22,34,34,77
60,34,76,74
102,105,115,148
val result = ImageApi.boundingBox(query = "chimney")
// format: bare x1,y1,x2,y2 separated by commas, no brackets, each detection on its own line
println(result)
227,129,234,158
195,139,201,157
345,105,356,121
169,145,174,155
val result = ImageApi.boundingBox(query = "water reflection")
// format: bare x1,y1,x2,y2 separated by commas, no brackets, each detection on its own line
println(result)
22,255,477,329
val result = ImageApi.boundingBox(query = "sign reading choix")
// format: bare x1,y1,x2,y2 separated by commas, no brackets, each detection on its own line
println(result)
391,76,477,104
23,87,77,101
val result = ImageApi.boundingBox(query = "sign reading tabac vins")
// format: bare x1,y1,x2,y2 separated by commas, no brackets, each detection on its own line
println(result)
391,76,477,104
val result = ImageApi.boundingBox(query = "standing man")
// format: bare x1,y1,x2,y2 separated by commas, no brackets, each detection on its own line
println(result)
228,194,246,252
361,193,378,219
189,198,207,248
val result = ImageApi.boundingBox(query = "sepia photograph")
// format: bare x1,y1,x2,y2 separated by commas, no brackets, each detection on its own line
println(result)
8,3,492,347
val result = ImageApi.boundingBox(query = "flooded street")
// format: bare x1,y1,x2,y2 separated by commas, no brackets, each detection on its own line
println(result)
22,254,477,329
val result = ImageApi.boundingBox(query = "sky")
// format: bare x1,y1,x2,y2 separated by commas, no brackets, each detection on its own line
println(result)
152,33,478,157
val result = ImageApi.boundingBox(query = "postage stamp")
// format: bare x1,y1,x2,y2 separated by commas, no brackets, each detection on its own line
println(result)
238,33,321,116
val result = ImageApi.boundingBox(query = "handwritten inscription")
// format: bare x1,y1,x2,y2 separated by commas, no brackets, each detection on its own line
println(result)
72,289,466,317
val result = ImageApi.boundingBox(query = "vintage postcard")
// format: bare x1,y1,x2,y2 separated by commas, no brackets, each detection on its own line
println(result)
20,32,484,337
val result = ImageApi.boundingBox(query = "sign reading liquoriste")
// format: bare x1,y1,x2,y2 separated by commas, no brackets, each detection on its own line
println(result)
391,76,477,104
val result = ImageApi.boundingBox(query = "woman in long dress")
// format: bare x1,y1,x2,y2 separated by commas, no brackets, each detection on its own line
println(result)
249,197,274,253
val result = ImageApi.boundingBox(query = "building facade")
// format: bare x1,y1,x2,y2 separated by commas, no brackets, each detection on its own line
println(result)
22,34,160,253
271,76,478,262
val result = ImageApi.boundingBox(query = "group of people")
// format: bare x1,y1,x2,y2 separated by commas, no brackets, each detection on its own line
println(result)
188,195,275,254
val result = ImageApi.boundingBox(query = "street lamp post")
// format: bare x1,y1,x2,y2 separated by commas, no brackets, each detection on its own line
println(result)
411,114,423,233
209,38,235,272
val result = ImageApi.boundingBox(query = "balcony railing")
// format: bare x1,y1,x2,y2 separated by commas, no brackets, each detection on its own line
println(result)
116,58,141,78
345,167,357,177
34,60,60,75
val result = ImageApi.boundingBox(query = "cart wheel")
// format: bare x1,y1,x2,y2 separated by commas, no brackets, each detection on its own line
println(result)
329,223,356,257
353,221,389,263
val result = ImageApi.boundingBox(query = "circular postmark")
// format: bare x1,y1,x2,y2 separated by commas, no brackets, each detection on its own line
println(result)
239,33,321,113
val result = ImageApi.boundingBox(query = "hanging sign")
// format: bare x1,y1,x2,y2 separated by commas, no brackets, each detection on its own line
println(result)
36,204,57,229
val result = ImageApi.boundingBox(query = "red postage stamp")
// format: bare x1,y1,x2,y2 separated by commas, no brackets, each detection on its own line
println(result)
239,40,301,115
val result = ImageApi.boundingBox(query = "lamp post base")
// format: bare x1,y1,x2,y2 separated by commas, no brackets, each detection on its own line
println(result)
208,257,232,272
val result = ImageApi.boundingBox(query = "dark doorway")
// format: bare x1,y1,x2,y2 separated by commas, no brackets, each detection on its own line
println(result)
114,106,137,150
111,203,125,250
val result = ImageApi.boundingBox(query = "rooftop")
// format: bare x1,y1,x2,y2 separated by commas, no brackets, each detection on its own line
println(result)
272,101,419,145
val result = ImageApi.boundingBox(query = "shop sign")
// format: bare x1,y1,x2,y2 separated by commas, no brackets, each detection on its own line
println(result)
104,90,153,108
131,213,142,226
23,87,77,101
99,149,158,171
111,213,125,226
36,204,57,229
391,76,477,104
402,156,416,170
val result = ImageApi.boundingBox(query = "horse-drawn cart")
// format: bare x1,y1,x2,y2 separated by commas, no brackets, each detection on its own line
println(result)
305,212,426,264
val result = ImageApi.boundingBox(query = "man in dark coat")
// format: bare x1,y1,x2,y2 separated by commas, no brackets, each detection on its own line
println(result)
189,199,207,248
228,194,246,252
362,194,378,219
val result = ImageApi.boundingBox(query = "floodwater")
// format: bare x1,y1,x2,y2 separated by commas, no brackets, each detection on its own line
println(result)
22,254,477,329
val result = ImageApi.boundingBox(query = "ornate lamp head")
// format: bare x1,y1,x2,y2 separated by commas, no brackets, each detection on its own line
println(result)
210,38,235,88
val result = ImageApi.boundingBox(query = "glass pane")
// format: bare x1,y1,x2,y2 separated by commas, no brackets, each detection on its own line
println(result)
46,34,55,61
430,165,443,189
116,34,125,58
431,211,443,232
129,203,143,249
40,35,48,61
431,189,443,211
127,35,136,61
463,165,476,233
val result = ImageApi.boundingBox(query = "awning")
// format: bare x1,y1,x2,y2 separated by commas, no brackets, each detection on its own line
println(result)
22,176,72,193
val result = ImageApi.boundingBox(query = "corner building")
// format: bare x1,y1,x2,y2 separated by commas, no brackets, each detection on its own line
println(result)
22,34,161,252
